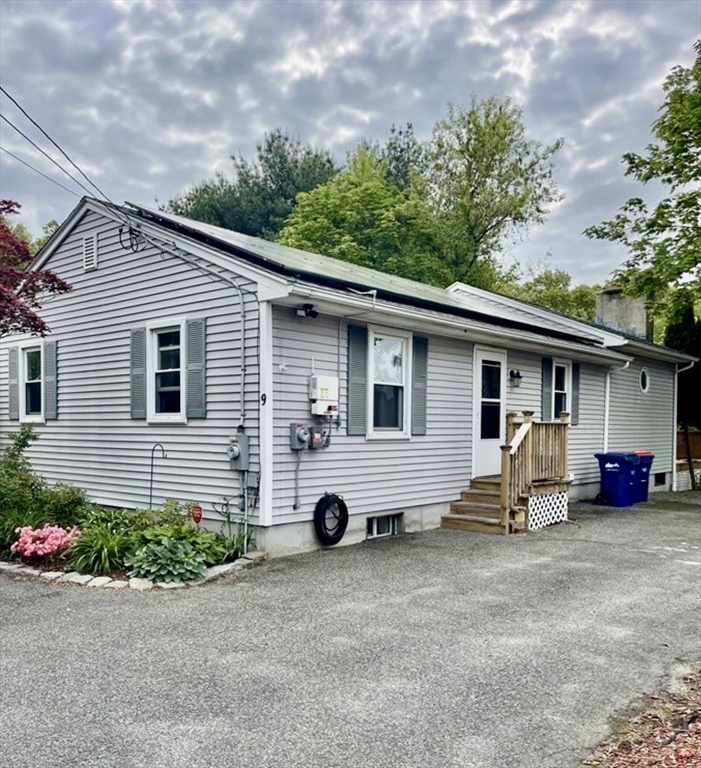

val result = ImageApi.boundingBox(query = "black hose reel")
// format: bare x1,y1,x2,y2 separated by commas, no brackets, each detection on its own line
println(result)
313,493,349,546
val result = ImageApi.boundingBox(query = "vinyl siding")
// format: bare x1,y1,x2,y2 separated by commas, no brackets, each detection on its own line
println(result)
506,349,607,486
0,210,260,520
271,307,473,524
608,357,675,472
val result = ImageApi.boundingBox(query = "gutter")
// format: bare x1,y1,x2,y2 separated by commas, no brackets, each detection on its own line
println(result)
603,360,631,453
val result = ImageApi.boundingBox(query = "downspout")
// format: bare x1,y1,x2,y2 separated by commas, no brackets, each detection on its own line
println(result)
603,360,630,453
673,359,696,491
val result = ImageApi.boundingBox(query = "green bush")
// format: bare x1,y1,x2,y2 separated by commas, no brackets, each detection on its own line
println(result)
133,523,228,565
0,426,89,554
64,525,132,575
127,538,206,583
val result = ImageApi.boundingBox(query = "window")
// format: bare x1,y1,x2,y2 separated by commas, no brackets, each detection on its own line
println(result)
366,513,402,539
553,361,571,419
130,317,207,423
639,368,650,394
654,472,666,487
346,325,427,438
147,319,186,423
368,327,411,438
24,348,42,417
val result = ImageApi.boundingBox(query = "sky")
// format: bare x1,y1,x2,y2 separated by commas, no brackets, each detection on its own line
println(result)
0,0,698,286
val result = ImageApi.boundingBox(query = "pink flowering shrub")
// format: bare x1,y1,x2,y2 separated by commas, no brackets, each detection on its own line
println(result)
11,524,81,561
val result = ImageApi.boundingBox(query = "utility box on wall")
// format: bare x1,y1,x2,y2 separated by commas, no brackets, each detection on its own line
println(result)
309,375,339,417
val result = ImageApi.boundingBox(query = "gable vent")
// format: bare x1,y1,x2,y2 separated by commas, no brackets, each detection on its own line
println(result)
83,235,98,271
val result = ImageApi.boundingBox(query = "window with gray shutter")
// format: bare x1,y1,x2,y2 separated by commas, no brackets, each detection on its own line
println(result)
347,325,367,435
186,318,206,419
541,356,553,421
43,340,58,420
8,346,19,421
130,328,147,419
411,336,428,435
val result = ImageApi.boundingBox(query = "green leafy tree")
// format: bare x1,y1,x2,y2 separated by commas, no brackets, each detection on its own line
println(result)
426,95,564,284
504,266,600,322
166,128,338,239
585,41,701,307
32,219,59,254
279,148,448,285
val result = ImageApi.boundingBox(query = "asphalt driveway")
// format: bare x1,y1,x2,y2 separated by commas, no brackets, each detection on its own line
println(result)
1,494,700,768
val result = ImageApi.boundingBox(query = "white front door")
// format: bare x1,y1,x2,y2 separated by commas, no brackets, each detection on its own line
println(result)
473,347,507,478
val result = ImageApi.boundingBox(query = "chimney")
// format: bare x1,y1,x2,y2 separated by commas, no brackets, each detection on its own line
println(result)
595,285,653,341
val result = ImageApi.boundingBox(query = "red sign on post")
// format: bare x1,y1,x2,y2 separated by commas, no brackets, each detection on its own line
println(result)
190,504,203,525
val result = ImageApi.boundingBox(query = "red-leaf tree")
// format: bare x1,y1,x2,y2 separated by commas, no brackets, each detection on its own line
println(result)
0,200,71,338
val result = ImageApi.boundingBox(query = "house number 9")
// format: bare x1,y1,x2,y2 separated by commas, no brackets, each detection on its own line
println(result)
261,394,267,406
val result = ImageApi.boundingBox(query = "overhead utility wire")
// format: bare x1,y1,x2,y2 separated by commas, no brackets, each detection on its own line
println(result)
0,144,81,198
0,85,115,205
0,113,96,198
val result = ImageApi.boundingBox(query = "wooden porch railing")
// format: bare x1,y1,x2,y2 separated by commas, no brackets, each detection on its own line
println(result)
500,411,570,532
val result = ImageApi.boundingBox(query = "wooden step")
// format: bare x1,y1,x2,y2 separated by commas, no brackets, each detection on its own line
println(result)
440,513,506,535
470,475,501,492
450,501,501,519
460,488,501,505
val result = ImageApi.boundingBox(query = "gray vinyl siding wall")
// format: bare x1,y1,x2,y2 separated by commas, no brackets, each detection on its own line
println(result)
506,349,607,486
0,209,260,519
608,357,675,473
271,306,472,524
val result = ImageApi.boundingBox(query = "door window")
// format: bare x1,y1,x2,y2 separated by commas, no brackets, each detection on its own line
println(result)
480,360,501,440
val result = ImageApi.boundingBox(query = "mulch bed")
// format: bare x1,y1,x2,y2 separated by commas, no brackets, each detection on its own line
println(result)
581,666,701,767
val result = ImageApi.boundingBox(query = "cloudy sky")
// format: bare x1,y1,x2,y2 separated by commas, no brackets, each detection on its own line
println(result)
0,0,698,285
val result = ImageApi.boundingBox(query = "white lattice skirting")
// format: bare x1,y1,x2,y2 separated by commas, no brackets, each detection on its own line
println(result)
676,469,701,492
528,492,568,531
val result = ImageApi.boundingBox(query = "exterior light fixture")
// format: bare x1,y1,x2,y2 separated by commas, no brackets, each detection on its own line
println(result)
509,369,523,388
296,304,319,319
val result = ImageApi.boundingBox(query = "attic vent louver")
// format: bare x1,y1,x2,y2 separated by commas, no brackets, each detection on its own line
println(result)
83,235,98,271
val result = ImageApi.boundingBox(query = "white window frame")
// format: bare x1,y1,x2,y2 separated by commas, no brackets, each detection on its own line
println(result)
366,513,403,539
146,317,187,424
366,325,412,441
552,359,571,420
17,339,45,424
639,367,650,394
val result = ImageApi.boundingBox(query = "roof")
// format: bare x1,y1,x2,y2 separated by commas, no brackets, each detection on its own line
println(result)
32,197,696,366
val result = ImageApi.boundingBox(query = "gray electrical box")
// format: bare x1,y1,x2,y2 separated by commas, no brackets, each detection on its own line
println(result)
289,423,310,451
227,433,250,470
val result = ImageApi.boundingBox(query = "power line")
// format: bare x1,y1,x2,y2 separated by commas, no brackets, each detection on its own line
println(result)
0,112,95,197
0,144,81,198
0,85,115,205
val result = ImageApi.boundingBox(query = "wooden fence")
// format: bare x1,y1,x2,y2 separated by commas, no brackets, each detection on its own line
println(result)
677,430,701,461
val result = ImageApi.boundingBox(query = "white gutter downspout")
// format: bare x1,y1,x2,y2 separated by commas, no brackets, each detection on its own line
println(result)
603,360,631,453
673,359,696,491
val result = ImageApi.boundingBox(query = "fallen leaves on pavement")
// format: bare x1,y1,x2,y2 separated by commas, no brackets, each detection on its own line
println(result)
582,666,701,767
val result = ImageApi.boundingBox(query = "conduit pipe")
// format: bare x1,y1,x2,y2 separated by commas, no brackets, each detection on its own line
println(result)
603,360,631,453
673,358,697,491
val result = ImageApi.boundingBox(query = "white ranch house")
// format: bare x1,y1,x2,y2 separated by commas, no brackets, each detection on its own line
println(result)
0,198,695,556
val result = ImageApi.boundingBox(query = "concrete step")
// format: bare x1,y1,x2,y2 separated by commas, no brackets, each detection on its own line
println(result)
440,514,506,535
449,501,502,519
460,489,501,505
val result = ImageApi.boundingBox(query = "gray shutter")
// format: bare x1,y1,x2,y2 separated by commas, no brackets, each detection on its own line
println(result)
130,328,147,420
541,356,553,421
411,336,428,436
8,346,19,421
43,341,58,420
186,318,206,419
571,363,580,426
347,325,367,436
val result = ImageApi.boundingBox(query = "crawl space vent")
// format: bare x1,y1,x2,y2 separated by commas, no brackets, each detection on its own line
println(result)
83,235,98,271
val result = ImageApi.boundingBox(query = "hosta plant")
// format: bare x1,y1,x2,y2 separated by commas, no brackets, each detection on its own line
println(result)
126,538,206,583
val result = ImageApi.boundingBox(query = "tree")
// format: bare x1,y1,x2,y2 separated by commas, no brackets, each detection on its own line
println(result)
0,200,71,337
665,290,701,430
585,41,701,307
279,148,449,285
504,266,600,322
425,95,563,284
32,219,60,254
166,128,338,239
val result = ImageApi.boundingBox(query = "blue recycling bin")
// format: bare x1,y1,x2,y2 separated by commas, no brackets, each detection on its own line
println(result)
632,452,654,503
594,453,640,507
